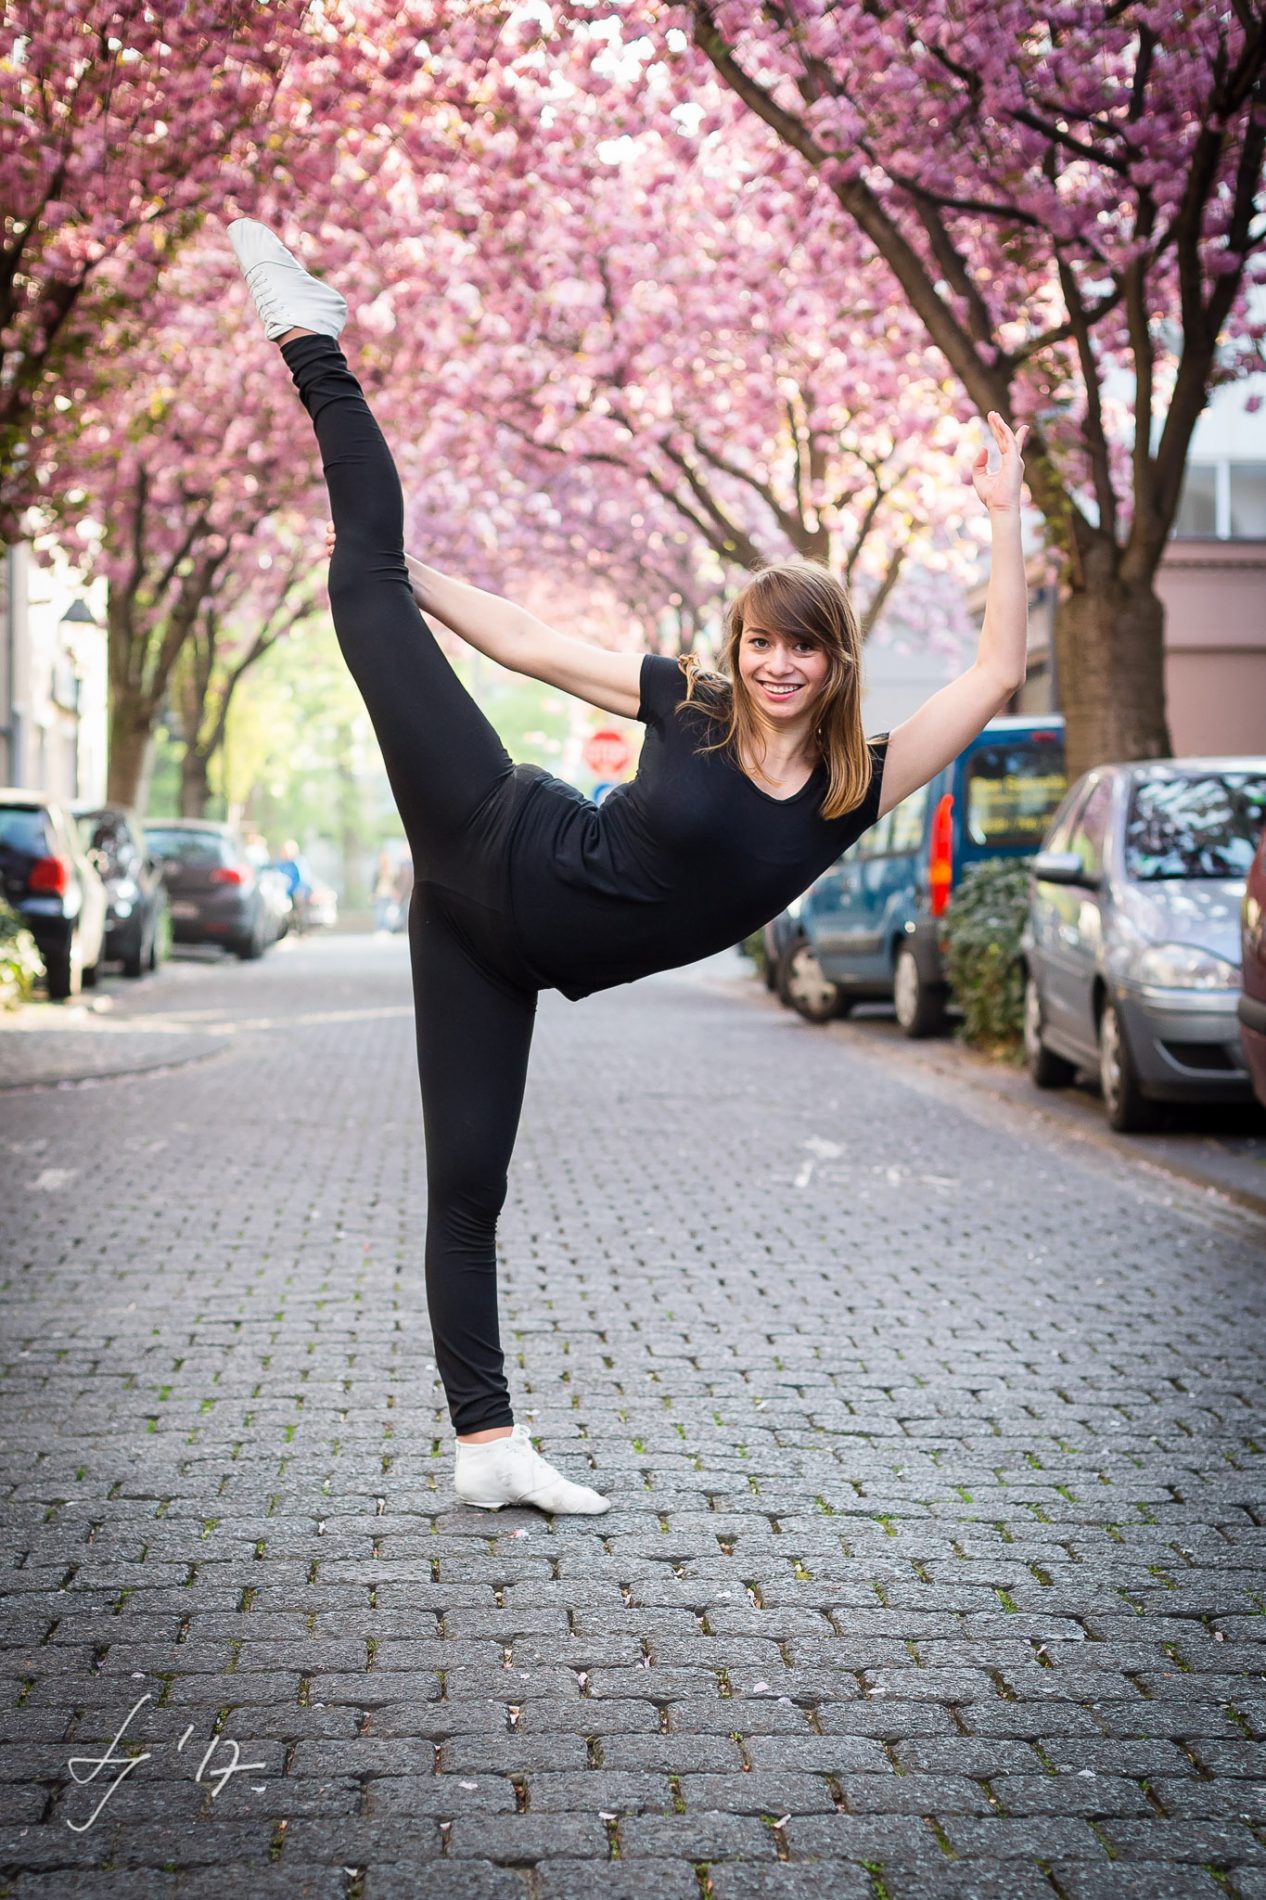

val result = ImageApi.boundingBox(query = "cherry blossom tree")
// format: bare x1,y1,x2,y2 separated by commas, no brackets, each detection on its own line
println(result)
393,97,978,676
172,515,324,818
38,238,335,808
643,0,1266,773
1,0,493,533
1,1,312,531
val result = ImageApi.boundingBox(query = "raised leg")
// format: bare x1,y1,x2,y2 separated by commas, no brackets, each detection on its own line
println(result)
280,333,514,876
410,881,537,1435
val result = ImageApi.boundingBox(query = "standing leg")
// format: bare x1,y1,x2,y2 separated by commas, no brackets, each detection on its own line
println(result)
410,880,535,1434
412,885,610,1514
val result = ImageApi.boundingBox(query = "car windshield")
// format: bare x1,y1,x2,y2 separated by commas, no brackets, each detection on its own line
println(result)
76,813,114,849
145,828,229,865
0,807,50,855
1125,772,1266,881
964,739,1067,847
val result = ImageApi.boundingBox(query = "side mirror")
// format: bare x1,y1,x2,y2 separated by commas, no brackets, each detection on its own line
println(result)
1033,848,1100,889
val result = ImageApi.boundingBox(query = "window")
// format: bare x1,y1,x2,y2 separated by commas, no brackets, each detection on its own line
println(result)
145,828,229,866
963,739,1068,847
1069,777,1113,878
1173,463,1218,537
0,806,50,855
1043,785,1089,856
1172,459,1266,540
1125,772,1266,881
1229,463,1266,538
859,809,893,857
888,786,929,854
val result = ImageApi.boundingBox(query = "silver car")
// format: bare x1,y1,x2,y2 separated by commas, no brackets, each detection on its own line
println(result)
1021,757,1266,1132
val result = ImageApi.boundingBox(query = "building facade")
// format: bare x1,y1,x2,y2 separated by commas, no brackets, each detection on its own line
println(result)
0,544,109,803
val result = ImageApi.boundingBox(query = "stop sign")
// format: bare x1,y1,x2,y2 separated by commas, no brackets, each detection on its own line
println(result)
583,727,632,778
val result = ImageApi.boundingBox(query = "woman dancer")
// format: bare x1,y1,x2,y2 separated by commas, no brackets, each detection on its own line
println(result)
228,218,1029,1514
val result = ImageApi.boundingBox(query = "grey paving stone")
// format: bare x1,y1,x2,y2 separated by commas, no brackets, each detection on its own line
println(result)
877,1869,1058,1900
708,1864,872,1899
361,1870,530,1900
536,1862,699,1900
1046,1868,1231,1900
445,1815,609,1860
618,1811,777,1859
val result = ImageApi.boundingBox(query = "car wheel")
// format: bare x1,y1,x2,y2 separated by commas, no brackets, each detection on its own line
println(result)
236,919,266,961
45,937,80,1002
122,924,146,979
1024,973,1076,1088
893,944,947,1039
1099,998,1159,1134
779,937,844,1024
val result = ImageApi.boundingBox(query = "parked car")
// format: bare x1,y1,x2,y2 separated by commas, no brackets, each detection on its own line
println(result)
142,819,276,959
1240,821,1266,1111
0,788,108,999
770,715,1067,1032
1021,757,1266,1132
73,804,169,979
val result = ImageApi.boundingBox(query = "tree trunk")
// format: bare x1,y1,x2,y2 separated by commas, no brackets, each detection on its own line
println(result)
180,747,212,818
1054,547,1172,782
106,696,156,811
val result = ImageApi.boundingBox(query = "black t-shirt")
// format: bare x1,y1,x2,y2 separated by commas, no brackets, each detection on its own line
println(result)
506,652,888,1000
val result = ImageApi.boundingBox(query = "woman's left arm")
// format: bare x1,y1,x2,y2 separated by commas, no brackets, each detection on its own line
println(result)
877,412,1030,817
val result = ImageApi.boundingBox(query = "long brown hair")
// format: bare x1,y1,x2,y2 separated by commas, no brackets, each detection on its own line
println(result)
671,560,874,821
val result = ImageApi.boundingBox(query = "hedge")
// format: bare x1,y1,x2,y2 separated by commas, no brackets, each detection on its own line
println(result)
0,899,44,1009
941,856,1034,1057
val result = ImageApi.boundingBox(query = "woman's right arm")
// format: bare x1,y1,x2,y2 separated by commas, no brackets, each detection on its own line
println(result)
405,554,530,667
408,556,643,718
324,527,642,717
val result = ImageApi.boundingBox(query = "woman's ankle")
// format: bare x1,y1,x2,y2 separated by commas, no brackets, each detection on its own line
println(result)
457,1425,515,1445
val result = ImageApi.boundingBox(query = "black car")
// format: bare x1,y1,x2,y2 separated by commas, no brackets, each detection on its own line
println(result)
0,787,109,1000
142,819,275,959
74,804,169,979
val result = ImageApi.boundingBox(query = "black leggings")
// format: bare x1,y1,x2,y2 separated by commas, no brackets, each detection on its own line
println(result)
282,335,537,1435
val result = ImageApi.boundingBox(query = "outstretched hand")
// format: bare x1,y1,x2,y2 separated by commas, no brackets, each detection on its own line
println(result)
972,412,1029,515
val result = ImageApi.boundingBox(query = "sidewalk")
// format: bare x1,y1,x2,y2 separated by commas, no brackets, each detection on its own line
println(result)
0,991,230,1090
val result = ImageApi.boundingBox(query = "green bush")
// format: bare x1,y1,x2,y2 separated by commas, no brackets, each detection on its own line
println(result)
739,928,767,976
0,898,44,1009
942,857,1034,1057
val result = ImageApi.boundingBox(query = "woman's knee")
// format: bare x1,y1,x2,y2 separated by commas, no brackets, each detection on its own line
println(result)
328,543,410,610
428,1161,510,1251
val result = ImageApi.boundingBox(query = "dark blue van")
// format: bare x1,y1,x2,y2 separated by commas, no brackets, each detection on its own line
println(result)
771,714,1066,1034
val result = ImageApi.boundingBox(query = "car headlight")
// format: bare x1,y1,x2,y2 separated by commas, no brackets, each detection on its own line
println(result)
1134,942,1240,990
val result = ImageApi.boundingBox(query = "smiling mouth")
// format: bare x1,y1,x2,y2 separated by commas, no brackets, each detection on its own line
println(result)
758,682,802,698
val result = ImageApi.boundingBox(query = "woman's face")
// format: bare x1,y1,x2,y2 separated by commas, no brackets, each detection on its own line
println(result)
736,619,831,725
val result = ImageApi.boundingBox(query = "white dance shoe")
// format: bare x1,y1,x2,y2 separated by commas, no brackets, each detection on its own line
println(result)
227,217,348,342
454,1423,612,1515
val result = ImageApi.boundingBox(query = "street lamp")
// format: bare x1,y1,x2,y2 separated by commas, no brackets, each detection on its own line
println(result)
58,598,98,798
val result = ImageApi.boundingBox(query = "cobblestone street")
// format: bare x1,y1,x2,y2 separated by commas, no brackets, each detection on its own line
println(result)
1,934,1264,1900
